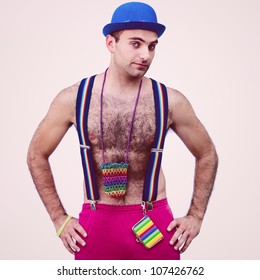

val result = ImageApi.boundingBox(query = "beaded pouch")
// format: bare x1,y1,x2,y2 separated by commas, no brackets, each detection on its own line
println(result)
132,215,164,249
99,162,129,198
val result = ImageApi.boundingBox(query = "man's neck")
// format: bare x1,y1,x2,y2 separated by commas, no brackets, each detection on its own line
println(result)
105,66,143,95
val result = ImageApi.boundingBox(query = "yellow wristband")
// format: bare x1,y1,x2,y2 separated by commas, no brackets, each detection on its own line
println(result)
56,215,72,237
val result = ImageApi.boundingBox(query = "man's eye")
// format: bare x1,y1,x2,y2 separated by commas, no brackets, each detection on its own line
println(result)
131,42,140,48
149,44,156,51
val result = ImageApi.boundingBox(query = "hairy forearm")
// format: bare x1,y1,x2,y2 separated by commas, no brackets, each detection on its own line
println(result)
27,152,66,226
187,149,218,221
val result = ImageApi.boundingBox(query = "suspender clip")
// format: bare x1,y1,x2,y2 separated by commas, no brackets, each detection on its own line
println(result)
141,201,146,214
151,148,163,153
90,200,97,211
146,201,153,211
80,144,91,150
141,201,153,214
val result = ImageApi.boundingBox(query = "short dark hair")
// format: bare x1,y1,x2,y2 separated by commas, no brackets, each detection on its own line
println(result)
110,30,123,42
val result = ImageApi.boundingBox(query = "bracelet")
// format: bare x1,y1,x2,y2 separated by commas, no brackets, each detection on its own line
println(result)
56,215,72,237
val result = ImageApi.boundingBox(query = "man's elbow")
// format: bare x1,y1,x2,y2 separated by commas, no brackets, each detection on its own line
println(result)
27,145,36,171
211,145,218,165
26,143,47,171
197,144,219,167
205,145,219,169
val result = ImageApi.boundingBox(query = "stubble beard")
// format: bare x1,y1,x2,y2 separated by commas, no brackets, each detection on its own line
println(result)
127,62,150,79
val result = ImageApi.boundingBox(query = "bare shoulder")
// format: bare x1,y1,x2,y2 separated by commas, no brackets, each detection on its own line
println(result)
166,87,196,128
52,82,80,109
167,87,188,106
49,81,80,125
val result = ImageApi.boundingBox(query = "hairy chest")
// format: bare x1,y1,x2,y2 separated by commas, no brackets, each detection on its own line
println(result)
87,90,156,156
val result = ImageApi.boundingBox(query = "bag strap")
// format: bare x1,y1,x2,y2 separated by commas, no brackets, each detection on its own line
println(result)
142,79,168,202
76,75,100,201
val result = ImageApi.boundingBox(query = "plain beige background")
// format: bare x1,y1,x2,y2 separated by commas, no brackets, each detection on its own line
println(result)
0,0,259,259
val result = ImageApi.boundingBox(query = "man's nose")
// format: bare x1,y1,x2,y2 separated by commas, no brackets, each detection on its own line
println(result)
139,47,150,61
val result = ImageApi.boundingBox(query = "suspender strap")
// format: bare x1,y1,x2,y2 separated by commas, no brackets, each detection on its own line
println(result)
142,79,168,202
76,75,100,201
76,76,168,204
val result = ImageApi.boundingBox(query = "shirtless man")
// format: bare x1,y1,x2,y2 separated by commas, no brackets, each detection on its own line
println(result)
27,2,218,260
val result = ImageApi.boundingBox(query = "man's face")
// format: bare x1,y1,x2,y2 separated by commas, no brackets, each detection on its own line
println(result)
111,29,158,78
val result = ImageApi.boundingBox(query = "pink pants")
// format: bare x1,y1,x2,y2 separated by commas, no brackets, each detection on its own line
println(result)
75,198,180,260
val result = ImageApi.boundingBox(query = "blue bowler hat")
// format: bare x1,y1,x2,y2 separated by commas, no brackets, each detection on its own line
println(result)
103,2,166,37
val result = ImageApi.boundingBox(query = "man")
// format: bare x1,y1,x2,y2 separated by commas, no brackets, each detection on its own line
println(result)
27,2,218,260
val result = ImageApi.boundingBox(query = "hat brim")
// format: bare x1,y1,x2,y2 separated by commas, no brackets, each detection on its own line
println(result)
103,22,166,37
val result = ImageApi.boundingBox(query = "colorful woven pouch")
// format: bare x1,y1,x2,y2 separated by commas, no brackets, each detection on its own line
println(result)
132,215,164,249
99,162,129,198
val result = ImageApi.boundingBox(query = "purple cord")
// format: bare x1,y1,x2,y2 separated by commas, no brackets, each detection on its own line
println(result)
100,68,142,164
100,68,108,163
125,79,142,163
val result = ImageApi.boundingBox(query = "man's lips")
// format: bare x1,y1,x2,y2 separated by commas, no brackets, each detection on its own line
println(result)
133,62,149,68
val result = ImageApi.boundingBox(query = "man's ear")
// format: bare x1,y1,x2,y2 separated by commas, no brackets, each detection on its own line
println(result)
106,35,116,53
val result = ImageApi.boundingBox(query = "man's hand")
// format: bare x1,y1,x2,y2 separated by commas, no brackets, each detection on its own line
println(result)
167,215,202,253
56,216,87,254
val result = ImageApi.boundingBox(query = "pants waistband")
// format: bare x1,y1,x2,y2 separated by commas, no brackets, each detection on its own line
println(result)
81,198,168,212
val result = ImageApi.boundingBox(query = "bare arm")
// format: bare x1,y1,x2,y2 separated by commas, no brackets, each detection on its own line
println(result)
167,88,218,253
27,84,86,254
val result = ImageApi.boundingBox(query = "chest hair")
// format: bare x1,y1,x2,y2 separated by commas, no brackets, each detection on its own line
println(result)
87,90,156,167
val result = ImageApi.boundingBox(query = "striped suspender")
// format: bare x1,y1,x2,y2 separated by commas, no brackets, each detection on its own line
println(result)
76,76,100,201
142,79,168,203
76,77,168,205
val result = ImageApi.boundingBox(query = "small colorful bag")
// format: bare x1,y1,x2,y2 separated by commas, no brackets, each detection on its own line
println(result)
132,215,164,249
99,162,129,198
